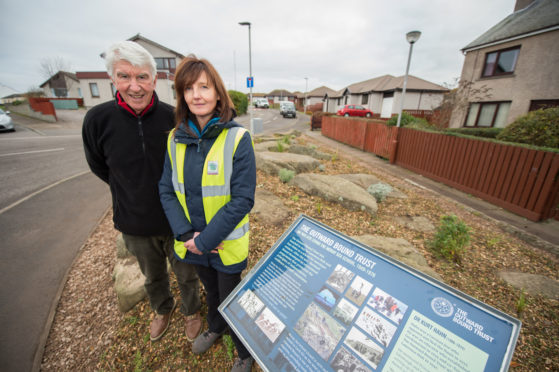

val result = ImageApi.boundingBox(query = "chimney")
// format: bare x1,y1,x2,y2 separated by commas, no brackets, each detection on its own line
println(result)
515,0,537,11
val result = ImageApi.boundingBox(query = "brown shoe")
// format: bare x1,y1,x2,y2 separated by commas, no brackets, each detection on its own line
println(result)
185,312,202,342
150,299,177,341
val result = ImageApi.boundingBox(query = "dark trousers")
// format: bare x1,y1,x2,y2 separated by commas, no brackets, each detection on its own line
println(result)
195,265,250,360
123,233,200,316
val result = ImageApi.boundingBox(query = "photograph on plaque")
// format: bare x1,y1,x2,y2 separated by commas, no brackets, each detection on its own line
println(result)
345,275,373,306
255,307,286,343
355,306,398,348
219,215,521,372
367,287,408,325
237,289,265,319
315,285,339,311
294,302,346,361
330,346,372,372
326,264,356,293
333,298,359,326
344,327,385,369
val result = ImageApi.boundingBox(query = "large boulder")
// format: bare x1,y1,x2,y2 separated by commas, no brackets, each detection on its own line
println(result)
112,256,146,313
254,140,279,152
290,173,378,216
252,189,290,226
498,271,559,300
256,151,320,176
288,144,332,160
352,234,441,279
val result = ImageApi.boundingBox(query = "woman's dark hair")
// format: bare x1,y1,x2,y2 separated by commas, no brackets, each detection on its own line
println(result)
174,55,234,129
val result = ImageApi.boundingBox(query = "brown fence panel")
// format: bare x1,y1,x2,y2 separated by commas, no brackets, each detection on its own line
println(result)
321,120,559,221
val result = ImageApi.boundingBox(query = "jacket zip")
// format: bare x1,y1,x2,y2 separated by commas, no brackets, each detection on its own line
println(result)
138,118,145,154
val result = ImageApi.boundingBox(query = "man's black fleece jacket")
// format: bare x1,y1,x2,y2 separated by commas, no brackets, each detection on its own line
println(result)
82,92,174,236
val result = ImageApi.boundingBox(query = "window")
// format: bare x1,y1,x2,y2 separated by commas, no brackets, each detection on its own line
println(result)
464,102,511,127
89,83,100,97
529,99,559,111
361,94,368,105
155,58,177,71
482,47,519,77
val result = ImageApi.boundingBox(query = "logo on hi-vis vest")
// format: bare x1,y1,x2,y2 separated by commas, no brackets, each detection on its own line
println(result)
208,161,219,175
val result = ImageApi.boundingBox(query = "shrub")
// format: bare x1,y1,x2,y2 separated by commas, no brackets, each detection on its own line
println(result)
367,183,393,203
228,90,248,115
428,215,470,263
278,168,295,183
445,127,503,139
386,112,432,129
496,108,559,148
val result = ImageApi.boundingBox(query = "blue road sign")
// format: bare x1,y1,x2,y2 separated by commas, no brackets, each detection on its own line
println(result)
247,77,254,88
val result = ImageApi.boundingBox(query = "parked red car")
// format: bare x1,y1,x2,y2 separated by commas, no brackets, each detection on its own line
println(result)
337,104,374,118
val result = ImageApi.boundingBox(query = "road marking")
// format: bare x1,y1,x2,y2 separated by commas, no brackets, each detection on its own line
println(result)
0,134,81,141
0,148,65,157
0,170,91,215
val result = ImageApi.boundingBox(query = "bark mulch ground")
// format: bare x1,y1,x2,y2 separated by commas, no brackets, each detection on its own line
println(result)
41,136,559,371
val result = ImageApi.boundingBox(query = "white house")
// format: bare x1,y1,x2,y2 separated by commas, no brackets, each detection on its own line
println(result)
40,71,81,98
323,75,447,118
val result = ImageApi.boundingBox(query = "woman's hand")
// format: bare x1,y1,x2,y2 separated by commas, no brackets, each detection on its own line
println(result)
184,231,224,255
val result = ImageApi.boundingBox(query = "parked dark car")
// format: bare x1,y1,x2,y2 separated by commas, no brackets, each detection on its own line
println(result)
337,104,373,118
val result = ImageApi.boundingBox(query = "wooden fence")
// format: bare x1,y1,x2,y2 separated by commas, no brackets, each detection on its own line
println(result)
321,116,559,221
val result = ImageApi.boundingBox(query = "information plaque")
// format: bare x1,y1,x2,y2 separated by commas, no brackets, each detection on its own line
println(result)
220,215,521,372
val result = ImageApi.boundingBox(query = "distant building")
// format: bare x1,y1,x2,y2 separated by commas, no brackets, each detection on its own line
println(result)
323,75,447,118
40,71,80,98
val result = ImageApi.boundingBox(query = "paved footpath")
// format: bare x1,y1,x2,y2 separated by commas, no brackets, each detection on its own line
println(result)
304,129,559,256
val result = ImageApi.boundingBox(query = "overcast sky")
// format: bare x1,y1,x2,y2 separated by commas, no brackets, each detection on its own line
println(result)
0,0,515,95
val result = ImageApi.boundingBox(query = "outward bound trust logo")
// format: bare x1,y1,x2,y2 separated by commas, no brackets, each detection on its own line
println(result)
431,297,454,317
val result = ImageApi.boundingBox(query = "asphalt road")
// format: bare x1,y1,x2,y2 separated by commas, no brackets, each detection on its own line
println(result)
0,111,111,372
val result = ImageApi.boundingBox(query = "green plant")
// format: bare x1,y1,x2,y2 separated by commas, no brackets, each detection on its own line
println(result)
445,127,503,139
428,215,470,263
367,183,393,203
316,202,323,214
133,350,143,372
386,112,419,127
516,289,527,317
223,334,235,360
126,315,138,325
486,237,500,249
276,141,285,152
291,195,299,202
228,90,248,115
278,168,295,183
279,135,291,145
496,108,559,149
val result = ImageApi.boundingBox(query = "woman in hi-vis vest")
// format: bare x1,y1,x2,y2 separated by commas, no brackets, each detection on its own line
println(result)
158,55,256,372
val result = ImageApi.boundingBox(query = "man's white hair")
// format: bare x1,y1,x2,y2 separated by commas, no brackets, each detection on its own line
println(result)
104,41,157,80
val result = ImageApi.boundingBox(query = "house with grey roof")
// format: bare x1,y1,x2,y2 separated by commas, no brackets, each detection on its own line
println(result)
40,71,80,98
306,86,337,111
323,75,447,118
77,33,184,108
449,0,559,128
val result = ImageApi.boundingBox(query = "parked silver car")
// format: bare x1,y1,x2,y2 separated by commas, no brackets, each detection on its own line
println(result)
0,109,14,132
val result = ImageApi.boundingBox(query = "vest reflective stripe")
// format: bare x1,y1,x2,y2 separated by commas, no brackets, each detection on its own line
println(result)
167,126,250,265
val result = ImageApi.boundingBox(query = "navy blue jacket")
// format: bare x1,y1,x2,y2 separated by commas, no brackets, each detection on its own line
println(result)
158,117,256,273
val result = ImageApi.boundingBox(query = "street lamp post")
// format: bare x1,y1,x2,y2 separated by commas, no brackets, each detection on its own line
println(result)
304,77,308,113
239,21,253,134
396,30,421,128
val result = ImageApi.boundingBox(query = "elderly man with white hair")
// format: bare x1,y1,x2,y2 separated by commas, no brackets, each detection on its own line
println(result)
82,41,201,342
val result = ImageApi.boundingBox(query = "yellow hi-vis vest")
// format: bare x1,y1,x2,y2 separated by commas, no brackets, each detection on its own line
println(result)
167,126,250,266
